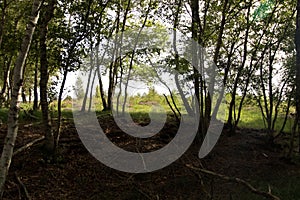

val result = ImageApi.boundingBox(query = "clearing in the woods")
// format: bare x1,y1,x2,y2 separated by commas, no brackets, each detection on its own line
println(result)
0,112,299,200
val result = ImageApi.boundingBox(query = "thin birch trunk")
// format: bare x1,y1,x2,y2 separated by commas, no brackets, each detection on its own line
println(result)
39,0,56,156
0,0,42,194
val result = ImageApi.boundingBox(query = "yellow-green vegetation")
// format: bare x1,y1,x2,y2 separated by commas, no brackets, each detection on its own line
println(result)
0,93,294,135
238,104,294,133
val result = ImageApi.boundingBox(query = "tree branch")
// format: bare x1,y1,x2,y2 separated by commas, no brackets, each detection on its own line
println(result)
186,164,280,200
13,136,45,156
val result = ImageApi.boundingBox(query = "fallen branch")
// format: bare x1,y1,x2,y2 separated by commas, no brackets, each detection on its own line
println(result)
23,122,42,128
51,118,73,121
15,172,31,200
13,136,45,156
186,164,280,200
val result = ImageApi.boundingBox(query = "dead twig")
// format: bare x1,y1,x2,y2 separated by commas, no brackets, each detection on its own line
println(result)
23,122,42,128
13,136,45,156
186,164,280,200
15,173,31,200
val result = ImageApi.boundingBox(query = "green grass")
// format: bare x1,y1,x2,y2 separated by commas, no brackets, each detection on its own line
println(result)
0,96,295,135
0,108,8,122
0,102,74,124
125,100,294,134
0,104,43,123
238,105,294,133
238,106,265,129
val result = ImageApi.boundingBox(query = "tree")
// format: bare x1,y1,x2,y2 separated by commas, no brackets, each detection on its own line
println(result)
0,0,26,107
252,1,296,140
39,0,57,156
0,0,43,194
295,0,300,153
190,0,202,140
55,0,97,147
74,76,84,99
95,85,101,98
121,0,152,115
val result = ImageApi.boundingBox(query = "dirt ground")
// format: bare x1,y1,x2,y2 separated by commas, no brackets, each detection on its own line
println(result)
0,116,299,200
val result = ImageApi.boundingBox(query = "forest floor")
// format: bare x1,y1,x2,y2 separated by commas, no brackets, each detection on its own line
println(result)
1,114,300,200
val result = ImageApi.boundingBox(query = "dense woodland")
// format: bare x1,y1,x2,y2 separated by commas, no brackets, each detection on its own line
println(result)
0,0,300,199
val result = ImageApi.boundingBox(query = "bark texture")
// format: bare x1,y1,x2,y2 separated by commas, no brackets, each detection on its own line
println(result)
39,0,56,155
296,0,300,153
0,0,42,194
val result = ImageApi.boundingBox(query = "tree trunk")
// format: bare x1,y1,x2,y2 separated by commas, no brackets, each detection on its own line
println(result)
0,0,42,194
117,0,130,115
209,0,228,121
107,5,120,111
123,0,151,116
190,0,203,140
227,5,251,134
55,0,94,148
212,42,235,120
88,68,97,112
107,58,115,111
258,19,292,140
172,0,193,116
279,86,294,134
33,53,39,110
39,0,56,156
296,0,300,153
96,47,108,111
21,88,27,103
55,69,68,147
0,56,11,107
0,0,8,50
81,62,93,112
28,88,32,103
